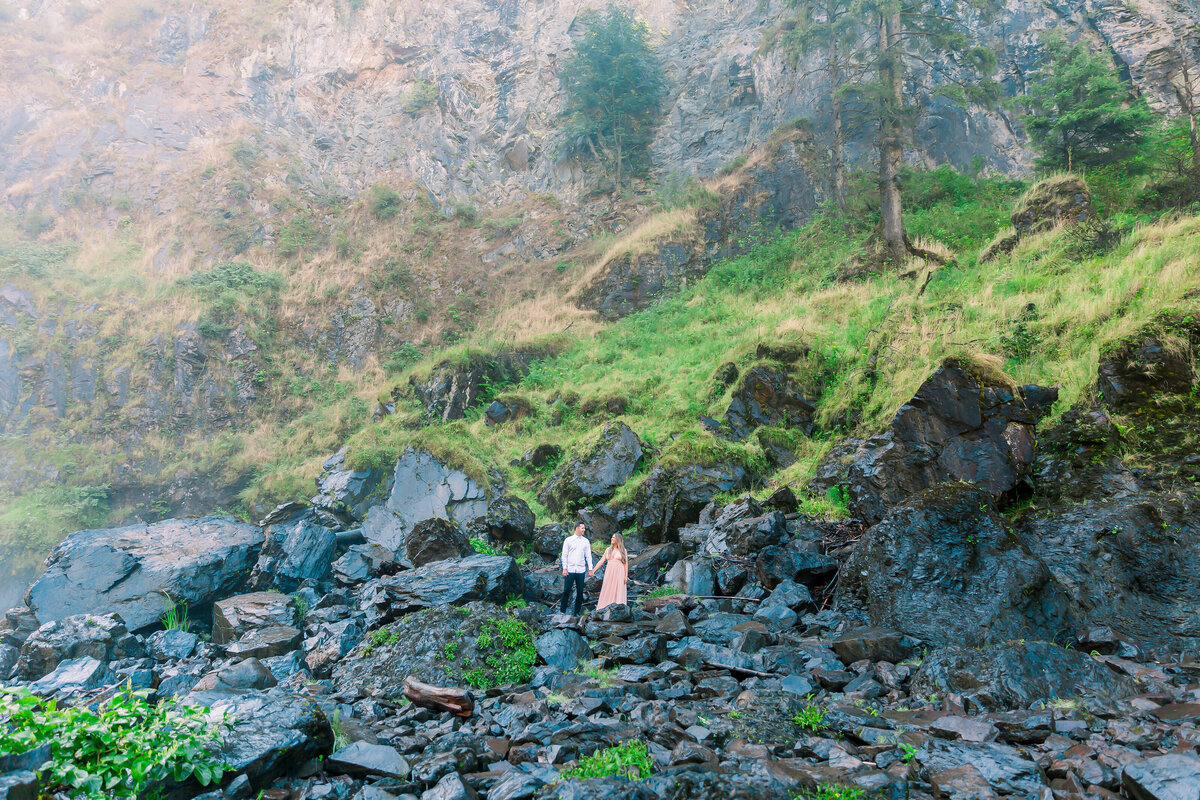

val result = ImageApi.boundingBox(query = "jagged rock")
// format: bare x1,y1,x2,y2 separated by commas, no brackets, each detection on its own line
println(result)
809,360,1057,524
702,511,789,557
24,517,263,631
1098,321,1199,411
538,422,643,513
917,738,1044,796
405,518,472,567
485,396,534,427
359,556,523,625
361,449,488,552
1032,407,1140,501
1122,753,1200,800
514,444,563,471
16,613,139,680
311,448,389,523
830,628,912,666
912,640,1136,712
226,626,303,659
328,741,411,779
930,764,1000,800
146,628,199,661
249,507,338,592
754,545,837,590
631,461,752,543
722,363,817,440
762,580,815,614
0,770,38,800
486,495,536,542
422,773,478,800
29,656,115,697
534,629,592,671
411,351,535,423
627,543,682,584
333,543,397,585
836,483,1072,647
1011,174,1092,236
182,689,333,789
303,617,364,678
664,558,716,596
1017,492,1200,653
213,592,297,645
192,658,278,692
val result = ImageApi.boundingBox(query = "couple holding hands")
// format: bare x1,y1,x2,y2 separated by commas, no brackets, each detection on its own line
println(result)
558,523,627,616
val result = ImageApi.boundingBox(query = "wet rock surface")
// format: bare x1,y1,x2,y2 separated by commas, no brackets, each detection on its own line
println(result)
537,422,643,513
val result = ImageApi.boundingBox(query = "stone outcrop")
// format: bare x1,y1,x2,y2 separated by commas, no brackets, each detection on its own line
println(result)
24,517,263,632
810,360,1058,524
358,556,523,626
538,422,643,513
360,449,489,552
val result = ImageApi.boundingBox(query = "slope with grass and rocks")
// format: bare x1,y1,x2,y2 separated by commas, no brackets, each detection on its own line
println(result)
3,168,1200,800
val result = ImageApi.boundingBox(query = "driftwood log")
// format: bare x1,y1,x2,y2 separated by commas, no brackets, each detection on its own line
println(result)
402,676,475,718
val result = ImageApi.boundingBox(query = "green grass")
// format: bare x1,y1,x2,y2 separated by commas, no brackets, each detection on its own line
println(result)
794,785,868,800
463,615,538,690
792,705,827,732
338,167,1200,515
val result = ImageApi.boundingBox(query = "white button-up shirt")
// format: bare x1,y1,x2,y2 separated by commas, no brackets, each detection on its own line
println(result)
561,534,594,573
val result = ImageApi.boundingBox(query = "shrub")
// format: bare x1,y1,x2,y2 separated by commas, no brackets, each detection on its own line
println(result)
793,785,867,800
0,685,227,798
561,740,654,781
469,538,502,556
792,705,826,731
403,79,439,114
370,185,403,220
177,261,283,297
463,615,537,689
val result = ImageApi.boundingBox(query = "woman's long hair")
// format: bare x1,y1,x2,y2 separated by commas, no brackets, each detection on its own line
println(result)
612,533,627,562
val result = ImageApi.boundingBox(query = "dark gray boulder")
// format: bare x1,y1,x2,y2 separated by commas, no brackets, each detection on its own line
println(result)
360,449,489,552
754,545,837,590
249,507,337,592
16,613,139,680
809,360,1057,524
333,544,396,585
912,640,1136,711
311,448,389,523
1018,492,1200,653
28,656,116,697
192,658,278,692
147,628,199,661
0,770,37,800
534,629,593,671
631,461,752,543
328,741,411,779
24,517,263,632
359,556,522,625
722,363,817,440
181,689,333,789
405,518,472,567
835,483,1072,648
212,592,297,645
538,422,643,513
409,351,535,423
533,523,571,559
486,495,536,542
830,627,912,666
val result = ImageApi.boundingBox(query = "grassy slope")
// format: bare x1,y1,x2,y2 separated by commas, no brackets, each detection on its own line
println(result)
343,168,1200,523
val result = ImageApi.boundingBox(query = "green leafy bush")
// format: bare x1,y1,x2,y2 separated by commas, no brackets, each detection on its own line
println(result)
463,615,537,689
469,538,503,556
793,785,867,800
0,685,227,799
370,185,403,219
177,261,283,297
792,705,827,732
561,740,654,781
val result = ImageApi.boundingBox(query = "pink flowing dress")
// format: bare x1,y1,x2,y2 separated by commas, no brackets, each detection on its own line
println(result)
596,547,628,609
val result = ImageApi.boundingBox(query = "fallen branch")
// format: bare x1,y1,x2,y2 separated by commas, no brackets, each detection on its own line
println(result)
704,660,775,678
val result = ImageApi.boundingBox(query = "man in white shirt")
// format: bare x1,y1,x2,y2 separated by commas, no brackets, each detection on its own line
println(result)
559,523,594,616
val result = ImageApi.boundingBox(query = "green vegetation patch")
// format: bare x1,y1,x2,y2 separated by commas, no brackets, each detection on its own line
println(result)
560,740,654,781
463,615,538,690
0,685,227,799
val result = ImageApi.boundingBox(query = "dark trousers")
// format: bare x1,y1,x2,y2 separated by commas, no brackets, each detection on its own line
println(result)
560,571,586,615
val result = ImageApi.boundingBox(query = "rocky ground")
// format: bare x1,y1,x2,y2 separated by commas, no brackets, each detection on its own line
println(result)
3,315,1200,800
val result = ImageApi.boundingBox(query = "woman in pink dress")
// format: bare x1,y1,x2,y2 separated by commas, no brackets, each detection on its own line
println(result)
590,533,628,609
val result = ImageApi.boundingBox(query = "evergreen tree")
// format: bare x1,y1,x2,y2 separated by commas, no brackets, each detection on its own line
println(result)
783,0,999,262
559,4,666,189
1023,33,1154,172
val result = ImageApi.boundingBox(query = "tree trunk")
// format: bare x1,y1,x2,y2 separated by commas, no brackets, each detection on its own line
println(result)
402,676,475,718
878,8,906,261
831,59,848,216
1176,51,1200,186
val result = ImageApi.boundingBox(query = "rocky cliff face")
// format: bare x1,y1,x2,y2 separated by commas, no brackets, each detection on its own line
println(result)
4,0,1199,212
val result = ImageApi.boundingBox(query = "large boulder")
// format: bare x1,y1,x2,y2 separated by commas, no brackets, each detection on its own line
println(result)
25,517,263,632
911,640,1137,711
1017,492,1200,653
360,449,489,552
311,448,388,523
538,423,643,513
16,613,140,680
835,483,1072,648
631,460,752,543
183,689,333,789
405,518,472,567
1123,753,1200,800
29,656,116,698
212,592,297,645
485,495,536,542
1098,323,1198,412
359,555,522,625
249,507,337,592
1011,174,1092,237
810,360,1058,524
722,363,817,441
